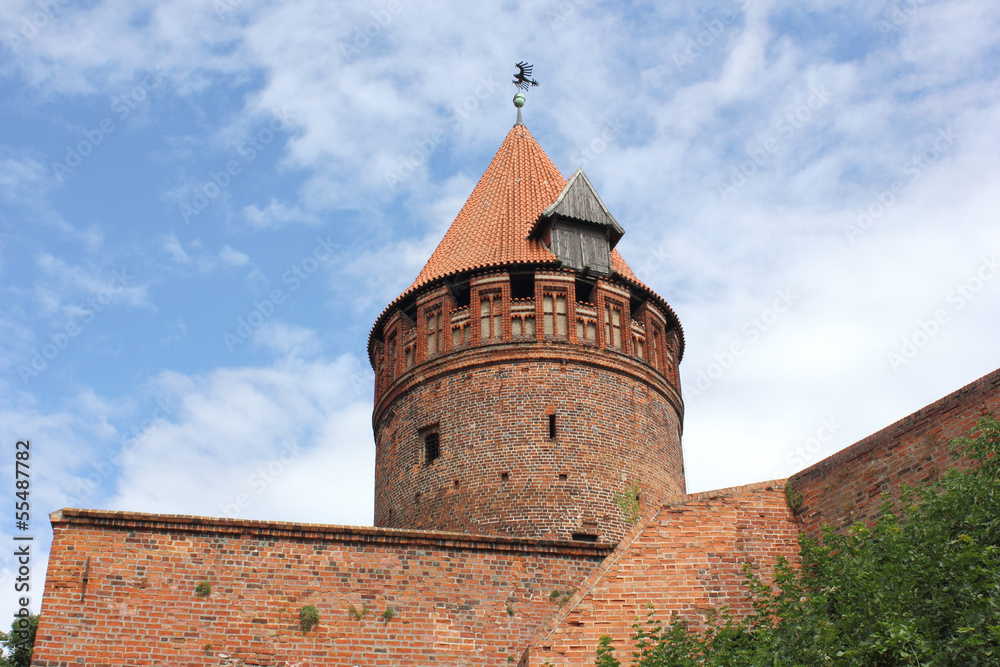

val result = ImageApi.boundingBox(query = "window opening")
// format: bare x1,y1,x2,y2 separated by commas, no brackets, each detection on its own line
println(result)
426,311,442,355
510,273,535,300
556,295,567,336
453,282,470,308
651,329,661,370
605,304,623,348
423,431,440,465
549,414,557,439
480,294,502,340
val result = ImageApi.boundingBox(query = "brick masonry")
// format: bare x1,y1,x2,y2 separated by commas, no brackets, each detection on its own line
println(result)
32,509,610,667
374,343,684,543
518,481,800,666
372,268,685,544
789,367,1000,538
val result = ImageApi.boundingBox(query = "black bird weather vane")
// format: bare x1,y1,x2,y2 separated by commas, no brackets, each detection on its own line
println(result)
512,62,539,91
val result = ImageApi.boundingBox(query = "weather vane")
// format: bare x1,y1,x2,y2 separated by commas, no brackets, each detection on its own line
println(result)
512,62,539,91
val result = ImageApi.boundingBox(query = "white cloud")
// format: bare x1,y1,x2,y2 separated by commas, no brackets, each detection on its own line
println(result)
111,352,375,525
218,244,250,267
34,254,150,315
243,199,319,228
160,233,190,263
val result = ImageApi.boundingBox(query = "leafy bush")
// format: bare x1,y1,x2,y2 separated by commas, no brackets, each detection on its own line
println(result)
596,414,1000,666
0,615,38,667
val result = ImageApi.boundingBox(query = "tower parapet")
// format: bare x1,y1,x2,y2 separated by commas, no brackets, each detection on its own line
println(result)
368,116,684,543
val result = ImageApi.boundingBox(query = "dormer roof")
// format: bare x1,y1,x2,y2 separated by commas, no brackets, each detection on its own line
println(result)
531,168,625,247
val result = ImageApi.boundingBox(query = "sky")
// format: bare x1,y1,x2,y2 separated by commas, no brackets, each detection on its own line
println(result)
1,0,999,622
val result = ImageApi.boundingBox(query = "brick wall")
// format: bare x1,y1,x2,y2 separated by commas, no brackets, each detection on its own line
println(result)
33,509,610,667
789,368,1000,538
373,341,684,543
518,481,800,666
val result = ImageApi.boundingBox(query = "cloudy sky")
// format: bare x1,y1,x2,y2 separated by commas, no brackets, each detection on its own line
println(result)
1,0,999,619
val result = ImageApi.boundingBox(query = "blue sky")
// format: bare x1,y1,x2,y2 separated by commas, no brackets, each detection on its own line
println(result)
2,0,999,620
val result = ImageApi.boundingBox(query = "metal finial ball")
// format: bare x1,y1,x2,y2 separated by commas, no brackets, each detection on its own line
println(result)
513,93,526,108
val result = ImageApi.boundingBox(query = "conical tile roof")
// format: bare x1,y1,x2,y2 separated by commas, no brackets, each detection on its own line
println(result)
403,123,637,294
408,123,563,290
370,119,682,357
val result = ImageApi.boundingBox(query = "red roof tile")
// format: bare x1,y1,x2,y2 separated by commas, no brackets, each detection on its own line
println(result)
369,121,684,358
408,123,565,291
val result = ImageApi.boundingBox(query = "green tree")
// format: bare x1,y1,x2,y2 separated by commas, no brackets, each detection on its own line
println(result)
598,414,1000,666
0,614,38,667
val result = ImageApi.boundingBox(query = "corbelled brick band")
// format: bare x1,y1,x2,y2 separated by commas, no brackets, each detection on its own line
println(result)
33,509,610,667
789,367,1000,538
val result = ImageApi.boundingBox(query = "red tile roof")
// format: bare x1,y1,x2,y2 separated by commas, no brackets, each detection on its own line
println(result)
408,123,565,291
369,121,684,357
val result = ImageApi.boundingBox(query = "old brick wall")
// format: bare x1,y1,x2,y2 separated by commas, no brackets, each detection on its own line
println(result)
373,341,684,544
790,368,1000,538
519,481,799,666
33,509,610,667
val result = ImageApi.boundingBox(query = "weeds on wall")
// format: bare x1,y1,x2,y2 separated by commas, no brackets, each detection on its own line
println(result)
299,605,320,632
614,480,642,525
784,480,803,510
347,604,369,621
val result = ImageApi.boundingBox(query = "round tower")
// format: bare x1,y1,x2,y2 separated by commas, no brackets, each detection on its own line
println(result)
368,104,685,543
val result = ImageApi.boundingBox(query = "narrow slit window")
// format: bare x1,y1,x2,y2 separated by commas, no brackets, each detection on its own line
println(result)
423,432,440,465
549,414,557,439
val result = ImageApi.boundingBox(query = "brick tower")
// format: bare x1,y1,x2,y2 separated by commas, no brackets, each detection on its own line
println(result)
368,99,685,543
